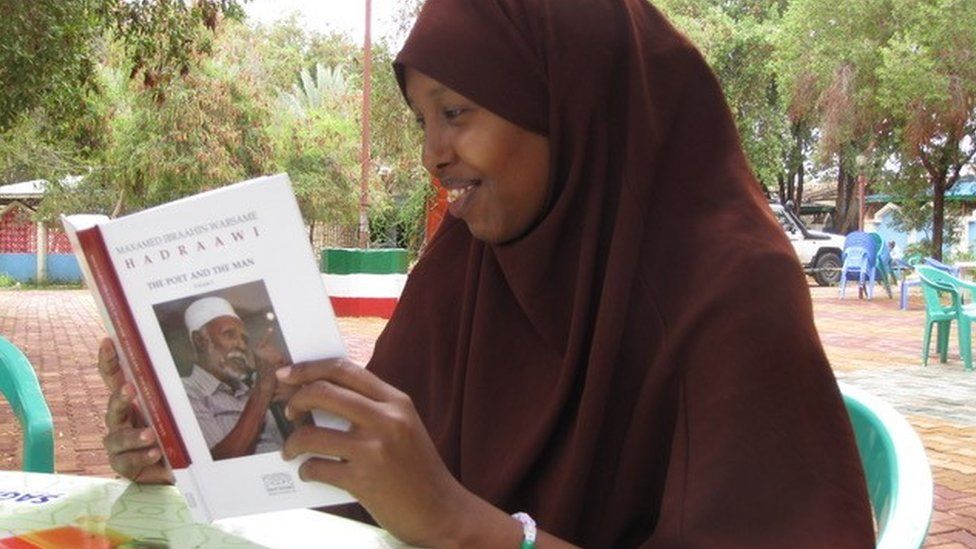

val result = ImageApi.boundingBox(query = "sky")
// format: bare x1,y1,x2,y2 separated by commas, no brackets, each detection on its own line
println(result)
243,0,404,45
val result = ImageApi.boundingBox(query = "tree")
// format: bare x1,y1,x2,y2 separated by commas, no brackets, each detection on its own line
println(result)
876,0,976,258
0,0,110,132
55,29,276,218
108,0,246,96
656,0,791,193
270,61,360,241
775,0,896,233
366,41,433,252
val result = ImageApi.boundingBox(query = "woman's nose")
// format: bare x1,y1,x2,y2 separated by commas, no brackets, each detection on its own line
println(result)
421,128,452,175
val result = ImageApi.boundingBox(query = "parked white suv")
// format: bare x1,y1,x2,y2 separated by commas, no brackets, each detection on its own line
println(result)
770,203,846,286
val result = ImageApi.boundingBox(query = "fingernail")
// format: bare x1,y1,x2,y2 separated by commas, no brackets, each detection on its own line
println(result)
147,448,160,460
276,366,292,380
121,385,134,400
140,429,152,442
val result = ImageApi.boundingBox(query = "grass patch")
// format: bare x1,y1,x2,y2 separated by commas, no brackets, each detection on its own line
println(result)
0,274,83,290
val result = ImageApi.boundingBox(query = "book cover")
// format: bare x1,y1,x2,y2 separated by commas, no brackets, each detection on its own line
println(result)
61,174,355,522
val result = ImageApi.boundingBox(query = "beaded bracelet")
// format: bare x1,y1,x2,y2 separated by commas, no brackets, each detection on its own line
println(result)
512,512,537,549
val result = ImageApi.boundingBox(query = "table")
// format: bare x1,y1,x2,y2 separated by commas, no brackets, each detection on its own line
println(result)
0,471,408,548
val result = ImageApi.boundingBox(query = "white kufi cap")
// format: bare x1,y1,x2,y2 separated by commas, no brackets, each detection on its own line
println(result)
184,296,240,334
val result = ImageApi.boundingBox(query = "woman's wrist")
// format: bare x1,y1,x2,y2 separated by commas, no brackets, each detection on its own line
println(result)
433,491,524,549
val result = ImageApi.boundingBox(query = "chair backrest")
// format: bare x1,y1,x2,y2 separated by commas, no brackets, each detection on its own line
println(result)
839,382,932,549
842,246,870,281
845,232,880,265
0,336,54,472
871,234,892,267
916,267,960,318
917,265,976,304
923,257,960,277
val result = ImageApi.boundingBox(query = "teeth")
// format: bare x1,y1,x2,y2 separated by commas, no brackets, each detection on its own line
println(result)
447,186,474,204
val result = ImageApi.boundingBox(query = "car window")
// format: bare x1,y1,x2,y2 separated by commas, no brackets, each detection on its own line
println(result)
774,209,796,233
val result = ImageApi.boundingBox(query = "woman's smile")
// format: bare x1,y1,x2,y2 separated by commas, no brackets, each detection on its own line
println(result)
443,177,481,217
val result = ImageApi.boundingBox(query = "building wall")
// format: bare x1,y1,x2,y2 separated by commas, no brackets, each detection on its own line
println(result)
0,203,81,282
866,202,976,258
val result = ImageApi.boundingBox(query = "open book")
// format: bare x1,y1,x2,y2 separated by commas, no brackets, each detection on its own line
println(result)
61,174,355,522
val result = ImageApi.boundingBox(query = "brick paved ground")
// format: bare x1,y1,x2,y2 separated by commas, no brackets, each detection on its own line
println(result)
1,286,974,546
811,285,976,548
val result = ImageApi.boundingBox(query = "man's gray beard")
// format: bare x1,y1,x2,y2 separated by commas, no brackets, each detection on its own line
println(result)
223,350,253,378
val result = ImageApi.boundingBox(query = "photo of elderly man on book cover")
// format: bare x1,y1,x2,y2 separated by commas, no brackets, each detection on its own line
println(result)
152,280,294,461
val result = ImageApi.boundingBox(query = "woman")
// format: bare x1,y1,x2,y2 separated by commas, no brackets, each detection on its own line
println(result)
101,0,874,546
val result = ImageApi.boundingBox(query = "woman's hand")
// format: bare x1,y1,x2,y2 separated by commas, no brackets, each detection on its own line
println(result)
278,359,504,548
97,338,173,484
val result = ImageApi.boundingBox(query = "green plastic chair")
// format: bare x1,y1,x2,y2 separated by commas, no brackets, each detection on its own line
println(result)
839,382,932,549
917,266,976,371
869,233,895,298
0,335,54,472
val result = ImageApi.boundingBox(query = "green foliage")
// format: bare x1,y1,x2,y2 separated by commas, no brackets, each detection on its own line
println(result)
107,0,246,93
0,273,18,288
0,0,109,132
875,0,976,257
877,0,976,166
367,45,429,252
278,64,352,118
774,0,894,154
57,38,273,218
657,0,790,188
270,66,360,232
0,117,85,187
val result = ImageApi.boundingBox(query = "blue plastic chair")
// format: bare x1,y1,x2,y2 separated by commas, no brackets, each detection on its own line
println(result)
840,231,880,299
0,335,55,472
839,382,933,549
923,257,961,277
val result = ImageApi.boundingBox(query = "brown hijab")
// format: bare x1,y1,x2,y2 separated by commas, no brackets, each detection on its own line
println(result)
366,0,874,546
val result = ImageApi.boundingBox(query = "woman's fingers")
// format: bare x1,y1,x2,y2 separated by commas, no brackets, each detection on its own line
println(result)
281,424,359,461
108,445,171,484
285,379,381,428
298,457,350,489
277,358,404,403
103,426,156,455
97,338,125,391
105,385,136,430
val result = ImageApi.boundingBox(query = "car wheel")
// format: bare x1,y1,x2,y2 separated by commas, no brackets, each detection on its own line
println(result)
813,252,842,286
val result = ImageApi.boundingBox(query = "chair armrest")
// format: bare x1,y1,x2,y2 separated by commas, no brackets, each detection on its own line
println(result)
949,276,976,302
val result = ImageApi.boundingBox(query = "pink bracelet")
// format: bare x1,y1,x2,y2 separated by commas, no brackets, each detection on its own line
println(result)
512,512,537,549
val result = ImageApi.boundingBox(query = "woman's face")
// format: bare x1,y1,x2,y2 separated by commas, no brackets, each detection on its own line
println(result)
404,67,551,244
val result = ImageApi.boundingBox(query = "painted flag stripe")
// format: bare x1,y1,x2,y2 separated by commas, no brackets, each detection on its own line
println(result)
322,273,407,299
329,297,399,318
321,248,408,275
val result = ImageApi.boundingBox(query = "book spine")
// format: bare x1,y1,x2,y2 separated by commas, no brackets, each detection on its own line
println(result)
76,227,191,469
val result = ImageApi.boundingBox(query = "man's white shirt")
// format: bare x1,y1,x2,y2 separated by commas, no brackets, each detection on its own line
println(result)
182,365,284,455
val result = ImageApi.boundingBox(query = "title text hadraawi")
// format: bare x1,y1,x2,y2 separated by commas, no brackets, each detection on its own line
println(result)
112,212,261,270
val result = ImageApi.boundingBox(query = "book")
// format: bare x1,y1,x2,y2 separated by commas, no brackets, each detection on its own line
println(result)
61,174,355,523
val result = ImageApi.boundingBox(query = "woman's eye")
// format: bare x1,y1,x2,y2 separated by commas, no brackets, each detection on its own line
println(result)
443,107,466,120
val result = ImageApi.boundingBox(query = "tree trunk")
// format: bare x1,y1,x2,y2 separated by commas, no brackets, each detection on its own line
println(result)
111,189,125,218
796,158,805,210
834,157,859,233
932,174,946,260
